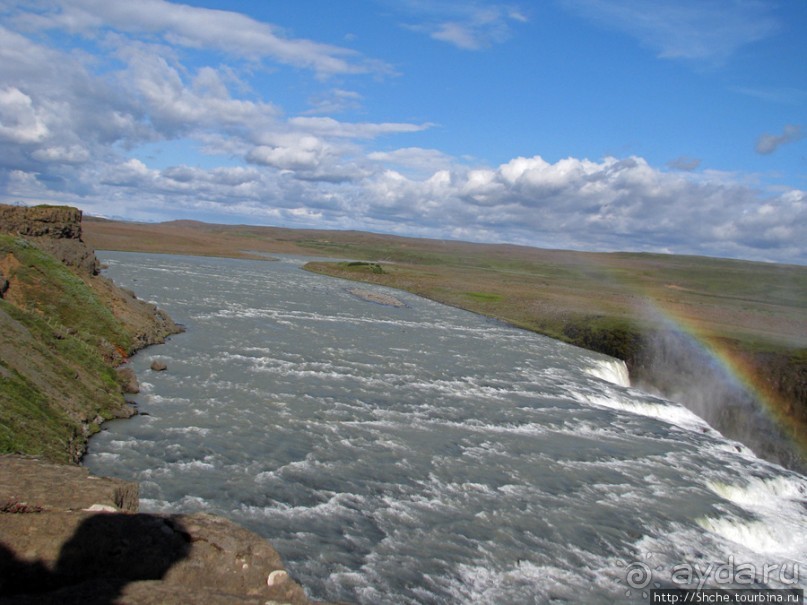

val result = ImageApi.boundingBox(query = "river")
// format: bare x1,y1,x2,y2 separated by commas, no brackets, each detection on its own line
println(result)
84,252,806,604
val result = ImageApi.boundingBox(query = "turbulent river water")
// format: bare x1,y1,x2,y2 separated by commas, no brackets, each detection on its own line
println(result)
84,252,807,604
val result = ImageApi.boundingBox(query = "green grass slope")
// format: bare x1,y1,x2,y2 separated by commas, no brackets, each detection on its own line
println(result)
0,236,135,462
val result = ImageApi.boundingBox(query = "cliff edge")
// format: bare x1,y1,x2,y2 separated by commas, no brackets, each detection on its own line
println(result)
0,204,99,275
0,203,181,462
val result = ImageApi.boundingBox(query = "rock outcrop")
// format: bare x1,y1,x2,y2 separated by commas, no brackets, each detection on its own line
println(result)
0,204,98,275
0,456,323,605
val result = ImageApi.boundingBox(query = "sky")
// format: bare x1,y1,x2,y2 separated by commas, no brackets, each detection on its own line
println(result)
1,0,805,264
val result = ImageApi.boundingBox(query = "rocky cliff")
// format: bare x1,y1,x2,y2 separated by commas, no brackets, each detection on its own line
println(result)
0,204,99,275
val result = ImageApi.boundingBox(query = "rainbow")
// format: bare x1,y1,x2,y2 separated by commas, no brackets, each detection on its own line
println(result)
579,253,805,458
638,288,806,456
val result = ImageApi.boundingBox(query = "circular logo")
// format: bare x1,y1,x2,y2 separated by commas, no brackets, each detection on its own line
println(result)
616,553,664,598
625,561,652,589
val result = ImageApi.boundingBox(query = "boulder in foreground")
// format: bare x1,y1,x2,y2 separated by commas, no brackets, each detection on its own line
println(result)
0,456,331,605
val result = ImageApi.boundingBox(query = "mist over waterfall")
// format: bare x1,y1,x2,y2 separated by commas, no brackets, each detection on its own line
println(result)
85,252,807,605
633,329,804,472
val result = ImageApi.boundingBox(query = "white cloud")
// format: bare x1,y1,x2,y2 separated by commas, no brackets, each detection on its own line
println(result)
755,124,804,155
31,145,90,164
394,2,528,50
289,117,431,139
0,25,152,151
666,156,701,172
561,0,779,63
245,131,370,184
117,44,282,137
100,158,155,187
0,87,49,144
162,165,261,187
432,22,484,50
247,138,332,172
0,22,419,186
367,147,456,178
14,0,390,77
305,89,364,115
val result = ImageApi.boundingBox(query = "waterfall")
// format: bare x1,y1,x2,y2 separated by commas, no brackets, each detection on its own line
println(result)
585,358,631,387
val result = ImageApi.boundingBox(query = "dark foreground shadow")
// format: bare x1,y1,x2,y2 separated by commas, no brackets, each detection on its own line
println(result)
0,513,190,604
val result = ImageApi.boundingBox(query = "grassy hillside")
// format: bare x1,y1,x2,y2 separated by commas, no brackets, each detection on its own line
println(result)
0,213,180,463
0,236,131,461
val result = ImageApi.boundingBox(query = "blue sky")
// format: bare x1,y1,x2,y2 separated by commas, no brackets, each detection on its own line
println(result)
1,0,805,263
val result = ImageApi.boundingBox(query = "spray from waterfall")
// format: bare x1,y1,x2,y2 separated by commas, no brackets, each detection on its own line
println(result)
634,303,805,471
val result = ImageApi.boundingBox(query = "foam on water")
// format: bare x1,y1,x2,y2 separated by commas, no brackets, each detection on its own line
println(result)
585,358,631,387
700,475,807,561
696,517,793,557
572,388,712,433
709,475,807,504
84,252,807,604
